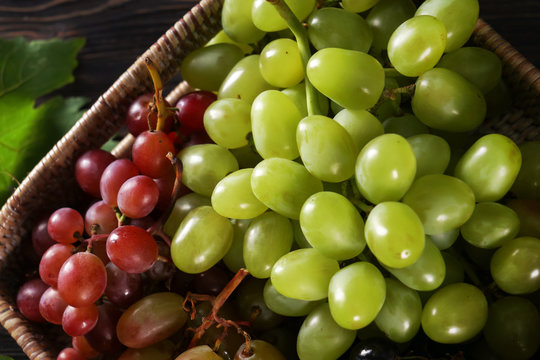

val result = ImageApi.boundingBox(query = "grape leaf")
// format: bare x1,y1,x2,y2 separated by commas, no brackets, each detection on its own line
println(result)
0,37,86,204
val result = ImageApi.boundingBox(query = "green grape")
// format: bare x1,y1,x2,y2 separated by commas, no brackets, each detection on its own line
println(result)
259,38,304,88
263,279,321,317
385,237,446,291
259,327,299,360
418,251,465,303
175,345,222,360
506,198,540,237
402,174,475,235
511,141,540,200
374,278,422,343
460,202,520,249
206,29,253,54
333,109,384,152
421,283,488,344
429,228,459,250
307,7,373,52
222,0,265,44
366,0,416,52
328,261,386,330
407,134,451,179
437,47,503,94
223,219,250,273
411,68,486,132
219,55,276,104
251,158,323,220
355,134,416,204
116,292,187,349
163,193,211,237
212,169,268,220
483,296,540,360
292,220,312,249
171,206,233,274
119,340,174,360
454,134,521,202
297,303,356,360
203,98,252,149
243,211,293,279
271,248,339,301
299,191,366,260
307,48,385,110
387,15,446,77
490,236,540,294
382,114,430,138
297,115,357,182
463,241,496,272
178,144,239,197
341,0,381,13
416,0,479,52
180,43,244,92
365,202,425,268
251,90,302,160
235,339,286,360
252,0,316,32
230,145,264,169
281,82,329,117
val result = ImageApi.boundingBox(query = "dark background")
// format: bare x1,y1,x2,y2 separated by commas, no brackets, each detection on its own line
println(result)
0,0,539,358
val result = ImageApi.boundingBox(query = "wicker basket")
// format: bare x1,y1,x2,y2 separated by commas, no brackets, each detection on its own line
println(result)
0,0,539,358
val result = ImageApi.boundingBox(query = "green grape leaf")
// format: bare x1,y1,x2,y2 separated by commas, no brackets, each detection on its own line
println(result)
0,37,86,205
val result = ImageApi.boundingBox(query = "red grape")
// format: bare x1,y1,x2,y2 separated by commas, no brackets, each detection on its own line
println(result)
105,262,143,309
132,130,175,179
116,175,159,219
62,304,99,336
57,347,86,360
16,278,48,322
72,336,100,359
75,149,116,198
39,243,75,287
85,302,124,354
85,200,118,235
48,208,84,244
126,93,174,136
154,167,176,212
32,212,56,257
106,225,158,274
176,91,217,132
39,287,68,325
100,159,140,207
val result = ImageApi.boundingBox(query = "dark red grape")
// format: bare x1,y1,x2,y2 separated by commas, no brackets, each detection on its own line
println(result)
176,91,217,132
32,212,56,257
85,302,124,354
132,130,176,179
153,167,176,212
75,149,116,198
100,159,139,207
116,175,159,219
191,265,231,296
105,262,143,309
48,208,84,244
106,225,158,274
16,278,48,322
126,93,174,137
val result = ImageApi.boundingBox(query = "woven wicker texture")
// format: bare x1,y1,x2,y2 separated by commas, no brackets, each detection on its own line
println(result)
0,0,538,358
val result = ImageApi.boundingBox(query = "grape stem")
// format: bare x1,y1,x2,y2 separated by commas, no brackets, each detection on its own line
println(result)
382,83,416,101
144,57,171,132
83,233,109,253
266,0,322,116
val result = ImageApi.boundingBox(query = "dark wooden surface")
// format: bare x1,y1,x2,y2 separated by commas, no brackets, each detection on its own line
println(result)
1,0,539,358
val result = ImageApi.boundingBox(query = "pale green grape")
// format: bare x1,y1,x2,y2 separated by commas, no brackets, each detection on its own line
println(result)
490,236,540,294
252,0,316,32
328,261,386,330
365,202,425,268
271,248,339,301
307,48,384,110
366,0,416,51
333,109,384,152
460,202,520,249
281,82,329,117
260,38,304,88
297,115,357,182
419,251,465,303
412,68,486,132
407,134,451,179
511,141,540,200
223,219,249,273
385,238,446,291
243,211,293,279
483,296,540,360
296,303,356,360
374,278,422,343
454,134,521,202
163,193,211,237
429,228,459,250
222,0,265,44
180,43,244,91
203,98,251,149
263,279,321,317
211,169,268,220
300,191,366,260
437,46,502,94
307,7,372,52
251,90,302,160
251,158,323,220
416,0,479,52
421,283,488,344
355,134,416,204
402,174,475,235
171,206,233,274
178,144,239,197
219,55,276,104
387,15,446,77
205,29,253,54
382,113,429,138
341,0,381,13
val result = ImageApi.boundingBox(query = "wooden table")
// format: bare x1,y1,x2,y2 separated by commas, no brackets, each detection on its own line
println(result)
1,0,539,358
